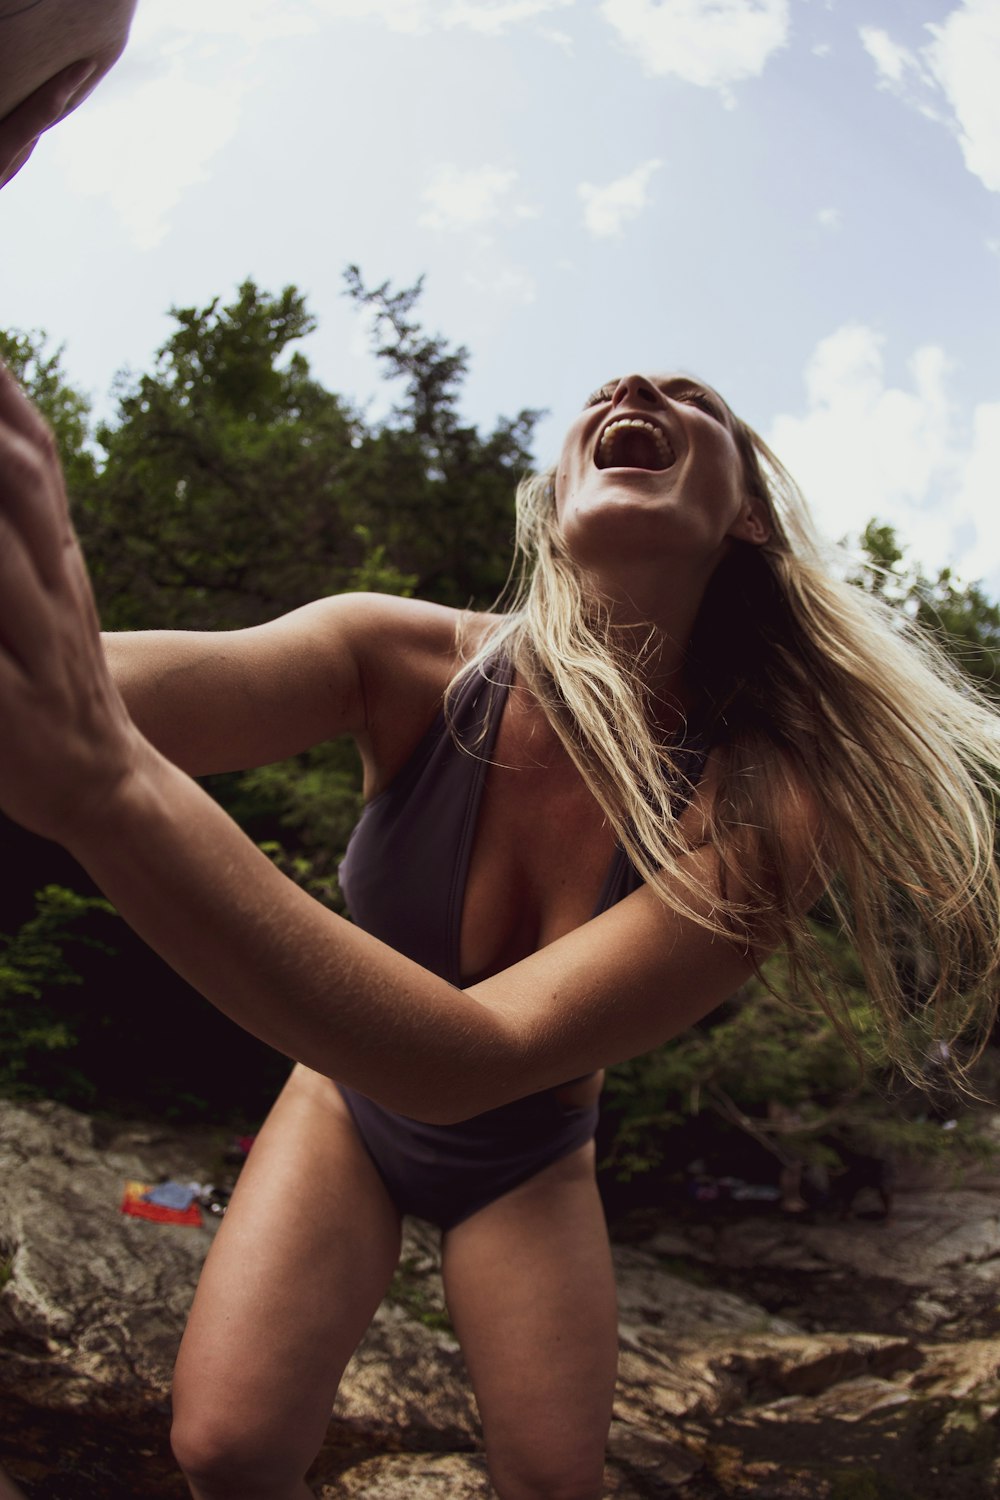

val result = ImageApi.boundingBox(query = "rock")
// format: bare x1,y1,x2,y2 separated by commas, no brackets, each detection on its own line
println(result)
3,1098,1000,1499
641,1185,1000,1342
317,1452,490,1497
0,1098,216,1407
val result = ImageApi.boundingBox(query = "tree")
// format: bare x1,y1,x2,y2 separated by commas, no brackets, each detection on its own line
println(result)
76,283,368,630
0,329,96,498
0,275,544,1117
71,275,541,632
0,886,116,1099
343,266,542,604
4,292,997,1156
853,520,1000,700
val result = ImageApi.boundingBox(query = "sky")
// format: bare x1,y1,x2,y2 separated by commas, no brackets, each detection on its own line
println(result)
2,0,999,593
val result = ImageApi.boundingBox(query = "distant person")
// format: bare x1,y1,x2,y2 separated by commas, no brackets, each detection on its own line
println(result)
0,0,137,188
2,353,998,1498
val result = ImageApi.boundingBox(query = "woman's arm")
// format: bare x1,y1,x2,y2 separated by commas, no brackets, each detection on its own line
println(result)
102,591,460,779
57,742,774,1121
0,364,817,1122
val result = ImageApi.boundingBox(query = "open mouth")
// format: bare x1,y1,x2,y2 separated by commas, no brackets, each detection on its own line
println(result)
595,417,676,472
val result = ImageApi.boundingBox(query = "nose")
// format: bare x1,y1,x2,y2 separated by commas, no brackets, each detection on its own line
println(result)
610,374,662,410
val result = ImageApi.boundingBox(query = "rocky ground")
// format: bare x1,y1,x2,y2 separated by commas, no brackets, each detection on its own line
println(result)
1,1099,998,1499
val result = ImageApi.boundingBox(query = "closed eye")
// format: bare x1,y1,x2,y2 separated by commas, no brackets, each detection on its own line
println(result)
672,387,725,422
583,380,618,409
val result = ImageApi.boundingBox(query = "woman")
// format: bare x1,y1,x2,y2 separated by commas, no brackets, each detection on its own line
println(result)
0,363,997,1499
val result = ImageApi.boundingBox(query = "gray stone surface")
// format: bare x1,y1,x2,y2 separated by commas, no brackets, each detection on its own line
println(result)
2,1099,1000,1498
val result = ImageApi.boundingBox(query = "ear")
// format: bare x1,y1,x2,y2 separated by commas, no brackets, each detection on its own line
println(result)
729,501,770,547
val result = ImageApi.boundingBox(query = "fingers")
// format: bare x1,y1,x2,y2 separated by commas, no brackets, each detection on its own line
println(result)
0,505,58,676
0,364,75,587
0,59,98,188
0,369,105,656
0,355,55,441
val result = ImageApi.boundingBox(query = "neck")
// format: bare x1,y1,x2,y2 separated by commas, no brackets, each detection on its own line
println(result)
576,556,716,726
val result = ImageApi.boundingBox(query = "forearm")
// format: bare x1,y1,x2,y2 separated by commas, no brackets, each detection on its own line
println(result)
63,746,512,1120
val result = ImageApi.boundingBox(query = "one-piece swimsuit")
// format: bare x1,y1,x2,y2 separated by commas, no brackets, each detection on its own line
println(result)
337,653,704,1230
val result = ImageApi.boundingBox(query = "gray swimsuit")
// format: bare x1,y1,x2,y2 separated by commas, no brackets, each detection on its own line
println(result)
337,654,703,1229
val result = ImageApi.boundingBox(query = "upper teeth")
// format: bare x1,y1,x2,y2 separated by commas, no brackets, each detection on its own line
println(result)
598,417,675,466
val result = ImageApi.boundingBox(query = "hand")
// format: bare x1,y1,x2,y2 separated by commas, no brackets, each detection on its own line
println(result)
0,59,99,189
0,362,143,840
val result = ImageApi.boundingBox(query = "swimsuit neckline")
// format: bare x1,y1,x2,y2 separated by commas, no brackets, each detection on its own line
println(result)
446,657,636,987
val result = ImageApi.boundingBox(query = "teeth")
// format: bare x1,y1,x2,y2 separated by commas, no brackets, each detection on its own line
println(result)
598,417,675,468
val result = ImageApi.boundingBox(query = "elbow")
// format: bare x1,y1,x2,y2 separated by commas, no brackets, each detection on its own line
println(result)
345,1058,531,1125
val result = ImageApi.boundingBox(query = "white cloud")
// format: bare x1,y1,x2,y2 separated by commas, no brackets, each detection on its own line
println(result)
816,206,841,230
131,0,322,44
860,3,1000,194
419,164,537,231
465,265,538,304
140,0,574,39
859,25,923,89
441,0,575,34
578,158,662,238
50,64,247,250
768,324,1000,587
925,1,1000,192
599,0,790,102
45,0,566,248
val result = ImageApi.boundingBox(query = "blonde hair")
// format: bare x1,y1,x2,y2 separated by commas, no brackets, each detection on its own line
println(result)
450,398,1000,1087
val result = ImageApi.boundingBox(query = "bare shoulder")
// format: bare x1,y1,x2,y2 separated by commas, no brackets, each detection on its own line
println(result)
104,591,497,780
355,598,504,796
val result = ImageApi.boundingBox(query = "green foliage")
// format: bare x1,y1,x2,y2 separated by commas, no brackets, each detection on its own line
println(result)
57,274,539,632
0,329,96,497
602,926,992,1187
0,886,117,1095
343,266,542,604
4,289,1000,1164
0,274,540,1120
232,739,366,913
854,520,1000,700
387,1257,454,1333
77,282,365,629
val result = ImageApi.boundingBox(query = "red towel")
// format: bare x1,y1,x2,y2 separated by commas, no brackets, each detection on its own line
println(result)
120,1180,202,1227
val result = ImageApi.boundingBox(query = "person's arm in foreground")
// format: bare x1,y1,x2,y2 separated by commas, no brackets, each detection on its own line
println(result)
0,365,817,1121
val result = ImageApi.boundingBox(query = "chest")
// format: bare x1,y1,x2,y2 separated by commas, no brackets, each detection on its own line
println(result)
339,665,628,987
459,708,619,983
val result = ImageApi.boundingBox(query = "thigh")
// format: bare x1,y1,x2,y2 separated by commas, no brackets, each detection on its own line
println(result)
440,1142,618,1499
172,1064,402,1481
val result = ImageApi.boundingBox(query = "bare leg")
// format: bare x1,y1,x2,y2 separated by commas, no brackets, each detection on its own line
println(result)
171,1065,402,1500
441,1141,618,1500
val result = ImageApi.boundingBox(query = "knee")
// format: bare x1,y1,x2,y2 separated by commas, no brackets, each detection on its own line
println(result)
489,1455,606,1500
170,1412,300,1500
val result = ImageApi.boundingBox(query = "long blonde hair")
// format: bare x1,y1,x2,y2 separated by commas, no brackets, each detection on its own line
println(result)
450,399,1000,1086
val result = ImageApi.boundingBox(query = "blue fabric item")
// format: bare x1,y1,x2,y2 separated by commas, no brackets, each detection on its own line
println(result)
143,1181,200,1210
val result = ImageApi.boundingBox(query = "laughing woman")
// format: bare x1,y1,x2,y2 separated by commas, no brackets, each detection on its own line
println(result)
0,361,998,1500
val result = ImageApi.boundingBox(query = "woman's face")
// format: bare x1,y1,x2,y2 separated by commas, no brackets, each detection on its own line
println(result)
554,372,768,581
